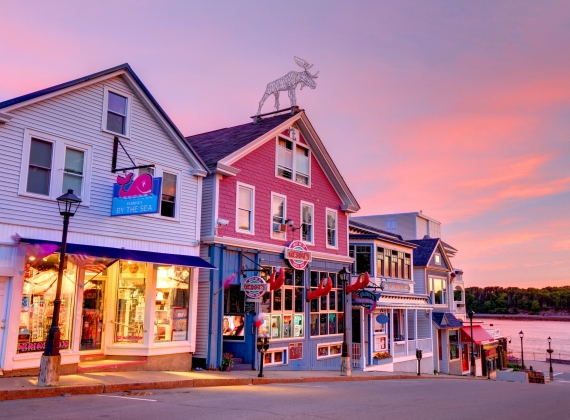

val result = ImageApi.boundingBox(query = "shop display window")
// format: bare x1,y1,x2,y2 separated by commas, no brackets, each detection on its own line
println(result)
18,253,77,353
309,271,343,336
317,343,342,359
154,265,190,342
263,350,285,365
261,267,304,339
449,330,459,360
115,261,147,343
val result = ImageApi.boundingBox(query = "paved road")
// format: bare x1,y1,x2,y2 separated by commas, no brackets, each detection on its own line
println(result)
1,378,569,419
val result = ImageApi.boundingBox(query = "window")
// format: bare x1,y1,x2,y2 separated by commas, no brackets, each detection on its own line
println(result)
263,349,286,366
139,165,180,219
349,245,371,275
397,252,404,278
317,343,342,359
376,248,385,277
154,265,191,343
276,136,311,186
301,202,314,244
271,193,286,240
26,139,53,196
102,87,131,137
326,209,337,248
391,250,398,277
404,253,411,279
236,183,254,233
449,330,459,360
20,129,92,204
434,254,442,265
429,277,447,305
260,268,305,339
454,287,464,302
385,219,397,233
310,271,343,337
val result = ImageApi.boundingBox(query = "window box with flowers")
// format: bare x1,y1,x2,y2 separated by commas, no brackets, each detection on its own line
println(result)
373,352,392,365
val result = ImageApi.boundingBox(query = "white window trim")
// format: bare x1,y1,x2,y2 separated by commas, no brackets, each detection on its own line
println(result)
325,208,338,249
18,128,93,206
101,85,133,139
262,346,288,366
236,181,255,235
428,276,448,306
316,341,343,360
434,254,442,265
270,192,287,241
274,134,312,188
136,160,182,222
300,201,315,246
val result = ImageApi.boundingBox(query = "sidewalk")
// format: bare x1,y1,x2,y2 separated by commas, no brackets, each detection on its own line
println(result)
0,369,476,401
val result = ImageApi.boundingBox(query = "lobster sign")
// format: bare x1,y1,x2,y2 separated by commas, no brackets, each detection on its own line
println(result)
111,173,162,216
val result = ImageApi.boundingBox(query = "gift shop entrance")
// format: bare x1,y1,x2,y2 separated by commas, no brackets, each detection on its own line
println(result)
0,277,9,370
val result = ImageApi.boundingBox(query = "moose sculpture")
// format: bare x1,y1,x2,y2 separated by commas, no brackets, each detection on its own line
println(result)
257,57,319,115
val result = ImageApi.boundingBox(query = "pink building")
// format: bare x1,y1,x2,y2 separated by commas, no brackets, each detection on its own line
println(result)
187,107,359,370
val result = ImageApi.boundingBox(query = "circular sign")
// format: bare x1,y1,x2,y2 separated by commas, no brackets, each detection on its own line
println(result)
376,314,389,324
241,276,268,299
285,240,311,270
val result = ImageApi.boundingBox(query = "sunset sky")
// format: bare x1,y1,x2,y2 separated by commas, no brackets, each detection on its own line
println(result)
1,1,568,288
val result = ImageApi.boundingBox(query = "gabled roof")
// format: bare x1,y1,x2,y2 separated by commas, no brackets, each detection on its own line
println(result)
408,238,454,270
349,220,418,248
0,63,208,173
432,312,463,329
186,113,292,168
185,109,360,212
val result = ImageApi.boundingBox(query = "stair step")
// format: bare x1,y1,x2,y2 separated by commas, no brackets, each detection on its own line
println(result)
80,353,106,362
232,357,244,364
231,363,253,371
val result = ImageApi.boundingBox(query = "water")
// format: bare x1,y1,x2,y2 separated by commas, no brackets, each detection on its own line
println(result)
480,318,570,361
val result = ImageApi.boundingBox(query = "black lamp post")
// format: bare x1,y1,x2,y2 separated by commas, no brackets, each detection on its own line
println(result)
547,336,553,381
338,267,351,377
519,331,525,370
257,336,270,377
38,189,81,387
467,309,476,377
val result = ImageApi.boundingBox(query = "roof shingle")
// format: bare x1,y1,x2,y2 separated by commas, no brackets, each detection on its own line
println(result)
407,238,440,266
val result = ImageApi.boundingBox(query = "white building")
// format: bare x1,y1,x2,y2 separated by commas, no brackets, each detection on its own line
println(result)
0,64,213,376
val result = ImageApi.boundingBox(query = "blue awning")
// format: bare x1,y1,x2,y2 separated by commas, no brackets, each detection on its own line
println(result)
21,238,216,269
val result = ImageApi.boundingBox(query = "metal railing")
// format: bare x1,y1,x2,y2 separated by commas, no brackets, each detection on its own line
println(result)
352,343,361,368
407,338,432,353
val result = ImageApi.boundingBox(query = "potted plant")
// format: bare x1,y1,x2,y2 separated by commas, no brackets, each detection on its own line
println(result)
373,351,392,365
221,353,234,371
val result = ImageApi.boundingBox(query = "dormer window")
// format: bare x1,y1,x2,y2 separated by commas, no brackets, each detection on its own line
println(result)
102,87,131,137
276,136,310,186
434,254,441,265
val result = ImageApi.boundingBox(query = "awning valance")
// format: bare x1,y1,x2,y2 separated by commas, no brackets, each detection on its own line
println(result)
21,238,216,269
461,326,494,344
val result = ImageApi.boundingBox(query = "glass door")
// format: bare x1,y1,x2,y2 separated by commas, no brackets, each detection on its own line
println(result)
80,268,108,351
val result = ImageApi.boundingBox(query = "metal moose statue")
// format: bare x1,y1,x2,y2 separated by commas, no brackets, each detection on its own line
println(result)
257,57,319,115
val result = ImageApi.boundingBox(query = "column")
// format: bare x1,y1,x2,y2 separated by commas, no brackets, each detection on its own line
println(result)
389,308,394,356
414,309,418,350
404,309,408,355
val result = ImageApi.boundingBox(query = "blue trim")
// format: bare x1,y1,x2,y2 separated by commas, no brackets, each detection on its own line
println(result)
20,238,216,269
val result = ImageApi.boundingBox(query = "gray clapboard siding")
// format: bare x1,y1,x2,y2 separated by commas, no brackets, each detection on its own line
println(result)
200,176,215,238
195,245,211,358
413,268,425,294
417,310,431,339
0,75,200,252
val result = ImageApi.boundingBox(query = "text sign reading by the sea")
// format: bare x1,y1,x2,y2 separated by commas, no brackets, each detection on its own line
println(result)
111,173,162,216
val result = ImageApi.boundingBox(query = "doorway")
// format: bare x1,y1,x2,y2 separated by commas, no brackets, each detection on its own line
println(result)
0,277,9,369
80,269,107,352
462,343,469,372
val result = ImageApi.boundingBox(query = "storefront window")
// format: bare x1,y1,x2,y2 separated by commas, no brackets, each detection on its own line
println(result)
154,265,190,342
449,330,459,360
18,253,77,353
115,261,147,343
261,267,304,339
310,271,343,337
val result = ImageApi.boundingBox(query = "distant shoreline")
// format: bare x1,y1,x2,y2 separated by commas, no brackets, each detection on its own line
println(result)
474,314,570,322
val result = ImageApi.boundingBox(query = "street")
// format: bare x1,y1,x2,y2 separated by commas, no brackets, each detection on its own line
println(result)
1,378,569,420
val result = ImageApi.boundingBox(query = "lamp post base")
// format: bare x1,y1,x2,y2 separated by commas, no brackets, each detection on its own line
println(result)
341,356,351,376
38,355,61,387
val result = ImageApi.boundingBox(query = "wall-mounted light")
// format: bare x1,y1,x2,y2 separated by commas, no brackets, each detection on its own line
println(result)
284,219,300,231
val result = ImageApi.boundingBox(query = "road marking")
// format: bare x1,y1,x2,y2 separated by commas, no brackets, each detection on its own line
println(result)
267,384,330,388
97,394,157,402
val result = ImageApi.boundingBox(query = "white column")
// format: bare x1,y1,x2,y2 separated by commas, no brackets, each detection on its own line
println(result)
414,309,418,350
389,308,394,356
405,309,408,355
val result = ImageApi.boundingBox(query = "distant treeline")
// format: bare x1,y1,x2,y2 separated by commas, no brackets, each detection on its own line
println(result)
465,286,570,315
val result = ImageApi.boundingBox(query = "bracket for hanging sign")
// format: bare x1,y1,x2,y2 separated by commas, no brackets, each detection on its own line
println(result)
111,136,155,173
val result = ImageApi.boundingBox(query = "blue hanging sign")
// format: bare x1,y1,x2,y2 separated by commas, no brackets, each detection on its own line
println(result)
352,290,379,314
111,173,162,216
376,314,389,324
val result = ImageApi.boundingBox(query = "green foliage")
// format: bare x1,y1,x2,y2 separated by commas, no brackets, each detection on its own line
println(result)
465,286,570,314
507,362,521,371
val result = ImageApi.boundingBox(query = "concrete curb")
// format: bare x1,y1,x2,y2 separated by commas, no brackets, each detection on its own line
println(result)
0,374,483,401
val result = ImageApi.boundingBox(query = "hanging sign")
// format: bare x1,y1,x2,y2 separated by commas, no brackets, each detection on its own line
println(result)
111,173,162,216
241,276,269,299
382,282,410,293
352,290,379,314
284,240,312,269
376,314,389,324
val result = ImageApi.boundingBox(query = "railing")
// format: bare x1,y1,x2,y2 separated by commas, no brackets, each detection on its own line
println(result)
484,328,501,339
393,341,407,357
352,343,361,368
508,350,570,364
407,338,432,352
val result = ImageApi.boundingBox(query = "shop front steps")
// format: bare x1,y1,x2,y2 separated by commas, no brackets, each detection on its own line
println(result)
232,364,253,371
78,357,147,373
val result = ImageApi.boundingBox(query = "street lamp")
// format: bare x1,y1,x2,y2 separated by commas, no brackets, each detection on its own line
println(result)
547,336,554,381
467,309,476,377
38,189,81,387
257,336,270,377
519,331,525,370
338,267,351,377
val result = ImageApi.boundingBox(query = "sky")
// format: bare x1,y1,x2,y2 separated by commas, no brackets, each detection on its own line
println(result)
1,1,568,288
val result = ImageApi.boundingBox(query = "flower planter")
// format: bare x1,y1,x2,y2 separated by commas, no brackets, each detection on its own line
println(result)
373,357,393,366
222,365,232,372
